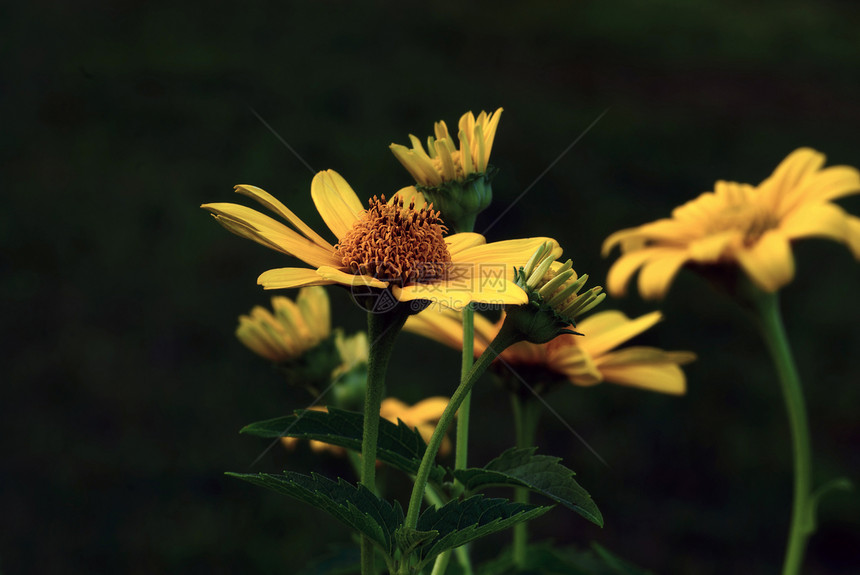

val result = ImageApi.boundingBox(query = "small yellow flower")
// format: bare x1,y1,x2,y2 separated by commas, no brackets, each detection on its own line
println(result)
406,307,695,395
390,109,503,232
390,109,503,187
203,169,555,310
236,286,330,363
380,397,452,456
603,148,860,299
282,397,452,456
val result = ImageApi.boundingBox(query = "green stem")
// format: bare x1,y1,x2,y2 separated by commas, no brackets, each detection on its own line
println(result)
749,288,813,575
423,487,472,575
361,309,408,575
511,395,541,567
455,304,475,472
403,322,523,531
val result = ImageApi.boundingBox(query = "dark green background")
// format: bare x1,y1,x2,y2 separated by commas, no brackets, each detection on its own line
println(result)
4,0,859,573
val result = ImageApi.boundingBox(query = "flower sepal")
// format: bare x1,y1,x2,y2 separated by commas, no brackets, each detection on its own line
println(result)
504,242,605,344
416,165,497,233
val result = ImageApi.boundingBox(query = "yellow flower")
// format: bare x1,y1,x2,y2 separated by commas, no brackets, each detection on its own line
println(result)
203,170,555,310
390,108,503,187
282,397,452,456
406,307,695,395
380,396,452,456
603,148,860,299
236,286,330,363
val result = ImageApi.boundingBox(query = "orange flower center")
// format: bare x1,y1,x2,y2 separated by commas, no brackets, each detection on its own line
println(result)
336,196,452,285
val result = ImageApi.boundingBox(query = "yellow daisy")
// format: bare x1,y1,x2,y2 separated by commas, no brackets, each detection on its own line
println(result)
203,169,556,310
282,397,452,456
603,148,860,299
390,108,503,187
406,307,695,395
236,286,330,363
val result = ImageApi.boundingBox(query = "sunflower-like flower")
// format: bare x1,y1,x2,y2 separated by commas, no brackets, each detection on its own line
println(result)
236,286,330,363
603,148,860,299
406,307,695,395
506,241,605,344
283,397,452,456
390,109,503,232
203,170,554,310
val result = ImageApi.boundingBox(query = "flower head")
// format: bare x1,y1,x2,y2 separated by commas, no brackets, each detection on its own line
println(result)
406,307,695,395
506,242,605,343
603,148,860,299
390,109,503,232
236,286,330,363
203,169,555,310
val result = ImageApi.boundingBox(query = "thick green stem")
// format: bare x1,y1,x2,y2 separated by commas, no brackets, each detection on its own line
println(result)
750,288,813,575
511,395,541,567
404,322,523,531
455,304,475,471
361,310,408,575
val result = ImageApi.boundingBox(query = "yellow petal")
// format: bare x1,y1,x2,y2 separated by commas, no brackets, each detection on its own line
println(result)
781,165,860,215
401,397,449,424
780,202,848,243
310,170,364,240
390,145,429,184
405,308,465,351
596,362,687,395
578,311,663,358
606,247,683,298
234,184,334,250
767,148,826,193
390,186,427,209
297,286,331,342
257,268,336,290
203,203,340,268
393,279,527,310
316,266,389,289
481,108,503,166
735,230,794,292
444,233,487,256
454,238,561,275
637,250,690,300
847,216,860,258
688,230,742,262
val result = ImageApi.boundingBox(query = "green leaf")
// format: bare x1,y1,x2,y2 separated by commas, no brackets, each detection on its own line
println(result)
414,495,551,565
394,526,440,558
453,447,603,527
227,471,403,556
240,407,446,483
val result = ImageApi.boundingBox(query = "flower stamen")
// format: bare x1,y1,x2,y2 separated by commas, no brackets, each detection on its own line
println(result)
336,196,452,285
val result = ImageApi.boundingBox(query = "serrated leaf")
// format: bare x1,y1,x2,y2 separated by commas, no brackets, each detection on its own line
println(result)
240,407,446,483
227,471,403,556
414,495,551,565
454,447,602,526
394,526,440,558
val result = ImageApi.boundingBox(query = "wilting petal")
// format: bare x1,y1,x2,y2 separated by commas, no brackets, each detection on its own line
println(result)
234,184,334,250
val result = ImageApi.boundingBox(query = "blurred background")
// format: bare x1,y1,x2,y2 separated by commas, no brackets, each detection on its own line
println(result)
3,0,859,573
